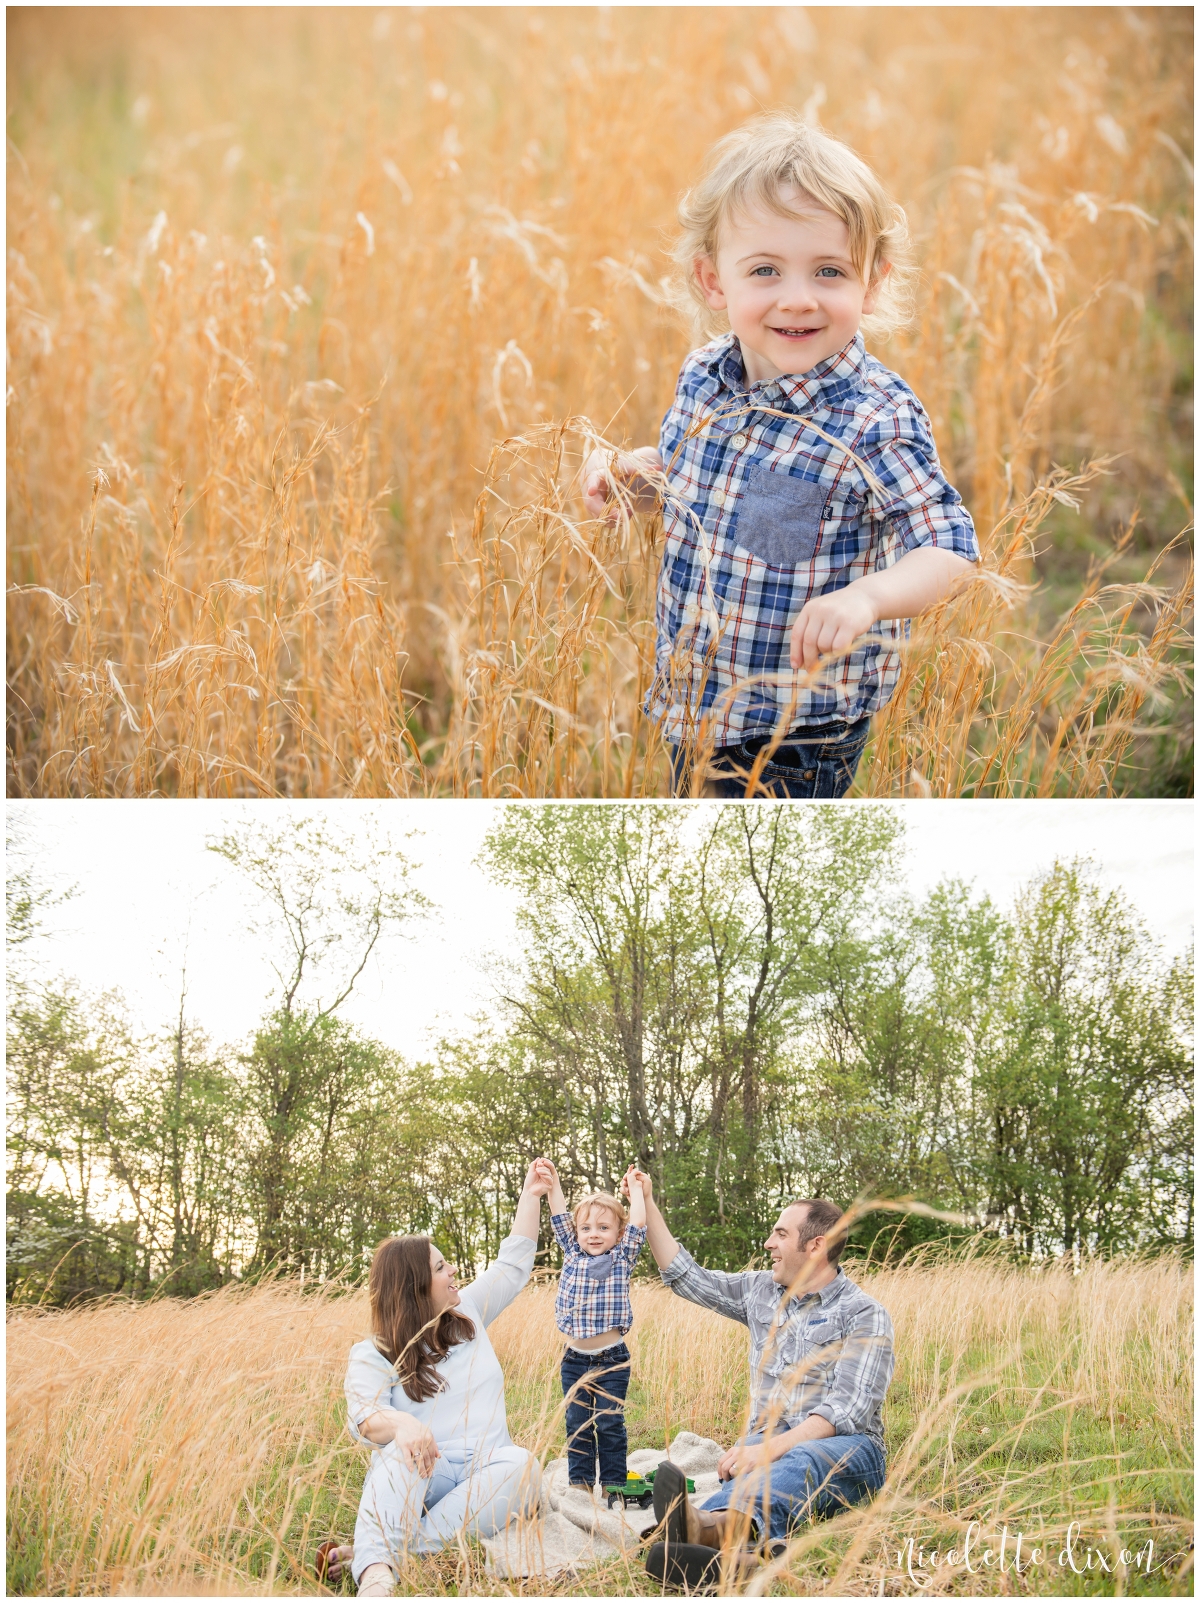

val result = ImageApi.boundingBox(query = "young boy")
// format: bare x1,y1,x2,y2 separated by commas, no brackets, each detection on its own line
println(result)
583,114,979,798
535,1159,646,1499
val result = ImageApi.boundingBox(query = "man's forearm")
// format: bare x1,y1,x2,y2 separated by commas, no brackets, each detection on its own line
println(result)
768,1413,837,1455
642,1191,681,1271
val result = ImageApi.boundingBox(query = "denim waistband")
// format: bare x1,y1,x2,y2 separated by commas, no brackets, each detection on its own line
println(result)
730,715,870,750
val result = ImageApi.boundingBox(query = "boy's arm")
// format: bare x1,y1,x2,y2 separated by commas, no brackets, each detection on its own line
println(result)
625,1170,647,1230
789,546,974,671
582,446,663,520
534,1157,568,1219
630,1171,681,1271
613,1173,648,1264
790,405,978,671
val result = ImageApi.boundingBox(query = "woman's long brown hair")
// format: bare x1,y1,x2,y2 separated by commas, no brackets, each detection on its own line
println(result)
369,1235,476,1403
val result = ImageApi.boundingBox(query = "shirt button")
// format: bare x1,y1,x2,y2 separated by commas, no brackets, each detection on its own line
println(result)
731,432,748,448
711,489,726,507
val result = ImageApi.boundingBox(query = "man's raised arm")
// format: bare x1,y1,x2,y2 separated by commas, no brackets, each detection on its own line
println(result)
624,1167,752,1326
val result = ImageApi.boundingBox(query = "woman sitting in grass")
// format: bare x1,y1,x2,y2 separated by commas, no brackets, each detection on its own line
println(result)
319,1162,552,1597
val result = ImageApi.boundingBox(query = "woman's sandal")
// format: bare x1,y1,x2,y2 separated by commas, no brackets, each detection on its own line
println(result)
314,1539,353,1586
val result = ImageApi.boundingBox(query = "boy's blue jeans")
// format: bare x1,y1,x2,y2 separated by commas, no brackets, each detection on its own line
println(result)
669,716,871,800
561,1341,631,1488
699,1431,885,1542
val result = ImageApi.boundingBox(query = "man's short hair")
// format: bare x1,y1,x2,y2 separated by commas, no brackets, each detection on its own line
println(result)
786,1197,849,1266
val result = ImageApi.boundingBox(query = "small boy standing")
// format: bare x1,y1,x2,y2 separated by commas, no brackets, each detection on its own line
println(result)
583,113,980,798
535,1160,646,1497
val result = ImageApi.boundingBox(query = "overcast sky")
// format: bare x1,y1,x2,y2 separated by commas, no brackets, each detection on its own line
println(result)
7,801,1192,1058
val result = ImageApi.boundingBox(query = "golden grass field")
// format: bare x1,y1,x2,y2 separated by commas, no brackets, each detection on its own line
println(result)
5,1260,1194,1596
5,7,1193,797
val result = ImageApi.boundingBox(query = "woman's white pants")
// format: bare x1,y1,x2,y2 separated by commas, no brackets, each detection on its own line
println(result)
351,1441,541,1581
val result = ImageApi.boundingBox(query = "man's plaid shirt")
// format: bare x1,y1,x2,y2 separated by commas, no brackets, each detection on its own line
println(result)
649,332,979,748
551,1213,646,1341
662,1248,895,1451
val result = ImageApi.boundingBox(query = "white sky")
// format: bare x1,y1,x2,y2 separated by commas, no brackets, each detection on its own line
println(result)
7,801,1193,1058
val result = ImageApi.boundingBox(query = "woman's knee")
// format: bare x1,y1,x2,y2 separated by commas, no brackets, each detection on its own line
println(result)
502,1446,542,1492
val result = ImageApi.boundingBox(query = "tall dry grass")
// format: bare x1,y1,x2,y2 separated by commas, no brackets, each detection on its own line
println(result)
6,7,1193,796
6,1260,1193,1595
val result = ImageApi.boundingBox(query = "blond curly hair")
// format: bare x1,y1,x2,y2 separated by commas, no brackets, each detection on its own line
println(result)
671,112,914,343
571,1190,629,1232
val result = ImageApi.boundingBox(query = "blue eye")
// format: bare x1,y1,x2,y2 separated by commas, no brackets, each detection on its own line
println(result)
751,265,777,277
817,267,843,279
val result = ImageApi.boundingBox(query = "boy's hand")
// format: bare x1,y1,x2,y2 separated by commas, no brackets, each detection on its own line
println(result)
582,446,663,521
790,547,976,670
622,1166,653,1201
789,584,876,672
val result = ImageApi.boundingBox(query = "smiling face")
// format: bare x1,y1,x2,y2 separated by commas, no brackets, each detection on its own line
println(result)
765,1202,825,1287
695,188,881,384
428,1241,461,1314
576,1203,622,1256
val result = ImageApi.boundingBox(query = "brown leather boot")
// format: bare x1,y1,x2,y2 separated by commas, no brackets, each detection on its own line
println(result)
686,1503,731,1549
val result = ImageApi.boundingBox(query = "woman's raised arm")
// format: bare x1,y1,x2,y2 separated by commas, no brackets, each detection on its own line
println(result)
459,1161,550,1327
513,1159,551,1240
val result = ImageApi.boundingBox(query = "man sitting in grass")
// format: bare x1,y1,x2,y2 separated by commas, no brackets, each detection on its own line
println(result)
625,1171,894,1588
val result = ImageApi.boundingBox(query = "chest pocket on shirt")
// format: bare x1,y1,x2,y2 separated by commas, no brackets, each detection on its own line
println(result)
732,464,828,568
763,1317,842,1384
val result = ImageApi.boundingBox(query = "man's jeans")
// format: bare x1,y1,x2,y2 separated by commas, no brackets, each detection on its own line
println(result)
670,716,871,799
561,1341,631,1487
699,1431,885,1543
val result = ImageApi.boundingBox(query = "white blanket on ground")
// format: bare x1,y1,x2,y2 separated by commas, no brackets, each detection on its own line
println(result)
481,1431,724,1579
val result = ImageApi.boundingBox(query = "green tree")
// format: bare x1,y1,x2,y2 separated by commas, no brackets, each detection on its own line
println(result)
979,861,1193,1257
481,802,902,1266
208,816,428,1274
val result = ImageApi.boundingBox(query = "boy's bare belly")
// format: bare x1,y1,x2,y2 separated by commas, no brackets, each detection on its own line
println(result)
564,1327,624,1352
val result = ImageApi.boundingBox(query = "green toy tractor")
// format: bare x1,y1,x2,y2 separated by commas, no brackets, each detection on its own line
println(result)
603,1466,695,1510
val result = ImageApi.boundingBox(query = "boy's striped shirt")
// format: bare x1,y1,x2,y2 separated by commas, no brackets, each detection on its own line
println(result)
650,332,979,748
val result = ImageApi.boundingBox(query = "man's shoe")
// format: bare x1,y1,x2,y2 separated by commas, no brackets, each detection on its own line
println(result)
645,1540,760,1594
689,1503,732,1549
650,1462,738,1549
650,1461,691,1548
645,1539,722,1594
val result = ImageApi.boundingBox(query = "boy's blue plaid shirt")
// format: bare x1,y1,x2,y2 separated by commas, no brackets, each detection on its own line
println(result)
650,332,979,748
551,1213,646,1339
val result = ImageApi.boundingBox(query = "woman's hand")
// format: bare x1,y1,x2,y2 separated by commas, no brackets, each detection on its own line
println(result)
361,1409,439,1477
392,1412,439,1477
514,1159,554,1238
581,446,663,521
525,1159,553,1198
533,1157,567,1215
